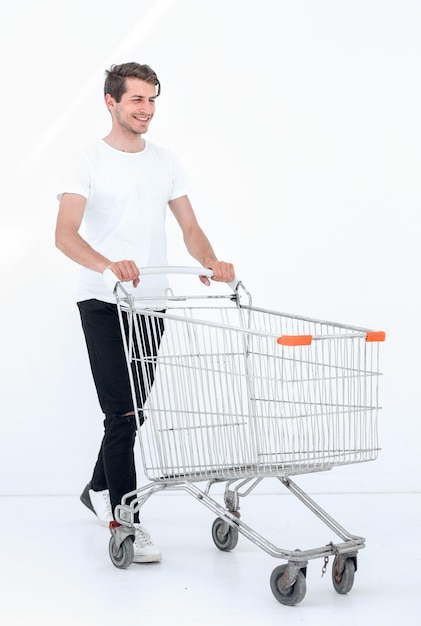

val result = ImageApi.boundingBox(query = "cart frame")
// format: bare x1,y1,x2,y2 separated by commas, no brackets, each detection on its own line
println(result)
105,267,385,606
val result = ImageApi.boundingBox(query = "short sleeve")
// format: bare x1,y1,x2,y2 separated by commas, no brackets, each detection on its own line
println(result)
57,150,92,202
168,151,190,201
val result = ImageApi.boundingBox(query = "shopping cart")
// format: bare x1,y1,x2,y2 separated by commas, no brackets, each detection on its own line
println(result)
104,266,385,606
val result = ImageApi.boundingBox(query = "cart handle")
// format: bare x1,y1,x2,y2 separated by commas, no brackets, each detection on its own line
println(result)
103,266,240,293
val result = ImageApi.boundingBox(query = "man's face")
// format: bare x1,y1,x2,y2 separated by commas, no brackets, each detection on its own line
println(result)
108,78,157,135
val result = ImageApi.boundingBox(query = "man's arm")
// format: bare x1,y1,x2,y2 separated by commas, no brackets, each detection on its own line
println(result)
169,195,234,285
55,193,140,286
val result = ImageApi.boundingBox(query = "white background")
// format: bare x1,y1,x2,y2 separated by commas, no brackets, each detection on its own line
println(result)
0,0,419,495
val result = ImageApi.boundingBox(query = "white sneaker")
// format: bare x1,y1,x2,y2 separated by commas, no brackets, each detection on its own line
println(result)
133,524,162,563
80,482,113,527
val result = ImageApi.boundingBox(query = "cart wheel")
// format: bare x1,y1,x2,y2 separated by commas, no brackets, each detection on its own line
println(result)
332,557,355,594
109,535,134,569
270,564,307,606
211,517,239,551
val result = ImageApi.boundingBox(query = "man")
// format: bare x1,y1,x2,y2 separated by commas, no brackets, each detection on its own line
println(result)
55,62,234,563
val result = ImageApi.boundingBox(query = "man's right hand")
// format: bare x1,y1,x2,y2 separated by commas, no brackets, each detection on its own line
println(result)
107,260,140,287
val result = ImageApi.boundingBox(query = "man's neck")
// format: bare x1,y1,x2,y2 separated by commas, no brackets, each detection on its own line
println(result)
103,132,145,153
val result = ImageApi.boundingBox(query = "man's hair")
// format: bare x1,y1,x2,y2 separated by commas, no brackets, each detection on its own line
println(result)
104,62,161,101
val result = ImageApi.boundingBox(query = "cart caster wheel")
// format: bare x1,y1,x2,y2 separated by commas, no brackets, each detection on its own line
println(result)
109,535,134,569
270,564,307,606
332,557,355,594
211,517,239,551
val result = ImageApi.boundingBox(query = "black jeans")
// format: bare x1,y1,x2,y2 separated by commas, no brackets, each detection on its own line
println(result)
78,299,164,518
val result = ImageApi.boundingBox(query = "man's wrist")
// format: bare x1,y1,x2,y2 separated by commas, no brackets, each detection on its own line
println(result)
202,256,218,268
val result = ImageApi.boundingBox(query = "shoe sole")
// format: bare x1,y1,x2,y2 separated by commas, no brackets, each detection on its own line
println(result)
133,554,162,563
80,482,112,527
80,482,95,514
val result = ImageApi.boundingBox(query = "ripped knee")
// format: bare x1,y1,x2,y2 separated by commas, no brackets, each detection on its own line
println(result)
106,410,144,428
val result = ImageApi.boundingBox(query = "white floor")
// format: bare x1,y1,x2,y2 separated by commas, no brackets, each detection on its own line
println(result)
1,487,420,626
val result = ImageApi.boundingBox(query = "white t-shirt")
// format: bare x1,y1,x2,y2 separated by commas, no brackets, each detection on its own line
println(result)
58,139,190,306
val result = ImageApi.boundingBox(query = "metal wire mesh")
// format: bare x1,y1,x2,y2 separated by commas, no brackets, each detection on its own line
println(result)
119,299,381,482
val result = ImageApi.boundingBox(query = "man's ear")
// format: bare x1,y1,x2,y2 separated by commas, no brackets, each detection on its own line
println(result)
104,93,115,112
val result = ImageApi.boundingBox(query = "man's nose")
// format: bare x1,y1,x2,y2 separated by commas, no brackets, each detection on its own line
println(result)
142,102,154,115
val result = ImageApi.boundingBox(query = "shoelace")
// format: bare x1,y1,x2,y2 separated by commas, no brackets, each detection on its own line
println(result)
102,491,113,518
134,526,153,547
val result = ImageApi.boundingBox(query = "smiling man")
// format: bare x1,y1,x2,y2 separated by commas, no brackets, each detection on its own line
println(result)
105,66,157,148
55,62,234,563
